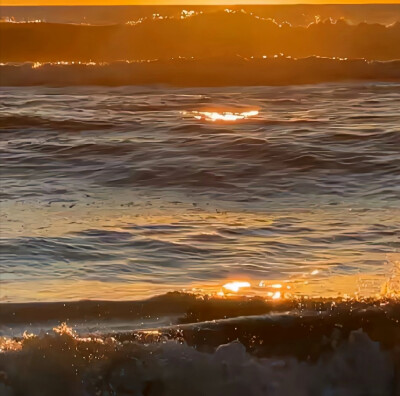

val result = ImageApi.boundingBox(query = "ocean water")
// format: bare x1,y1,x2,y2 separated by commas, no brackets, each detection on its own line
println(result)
1,6,400,394
1,83,399,303
2,4,400,25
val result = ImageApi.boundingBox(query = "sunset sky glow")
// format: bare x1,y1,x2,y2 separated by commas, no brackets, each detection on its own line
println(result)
2,0,400,5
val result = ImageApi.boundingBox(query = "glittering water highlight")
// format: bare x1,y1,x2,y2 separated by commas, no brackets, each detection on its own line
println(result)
1,83,399,303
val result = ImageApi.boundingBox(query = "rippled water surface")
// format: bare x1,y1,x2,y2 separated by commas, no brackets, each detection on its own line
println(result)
1,83,399,302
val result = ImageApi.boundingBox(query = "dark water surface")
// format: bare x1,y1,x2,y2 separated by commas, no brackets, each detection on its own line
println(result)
1,83,399,302
1,6,400,395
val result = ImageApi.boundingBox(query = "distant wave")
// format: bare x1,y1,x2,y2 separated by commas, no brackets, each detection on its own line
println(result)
1,13,400,62
2,4,400,26
1,294,399,395
2,58,400,87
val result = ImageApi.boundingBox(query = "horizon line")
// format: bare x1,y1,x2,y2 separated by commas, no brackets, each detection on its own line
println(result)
2,2,400,5
2,1,400,6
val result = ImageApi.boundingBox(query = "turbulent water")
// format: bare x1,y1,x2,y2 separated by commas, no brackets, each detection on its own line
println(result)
1,83,400,394
1,5,400,395
2,8,400,86
2,6,400,87
1,297,400,395
1,83,399,302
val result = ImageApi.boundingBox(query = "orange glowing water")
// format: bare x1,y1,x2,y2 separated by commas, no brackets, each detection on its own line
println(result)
183,110,259,122
1,84,399,304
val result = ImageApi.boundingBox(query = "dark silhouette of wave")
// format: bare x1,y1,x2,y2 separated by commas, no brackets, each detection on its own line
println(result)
2,4,400,26
1,294,399,395
1,58,400,87
1,12,400,62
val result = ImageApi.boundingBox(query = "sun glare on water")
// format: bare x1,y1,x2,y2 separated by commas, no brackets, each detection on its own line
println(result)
183,110,259,122
219,281,283,299
222,281,251,292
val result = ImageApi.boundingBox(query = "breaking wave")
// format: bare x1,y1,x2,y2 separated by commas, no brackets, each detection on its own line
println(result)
2,10,399,87
1,294,400,395
2,57,400,87
2,4,400,26
1,12,400,63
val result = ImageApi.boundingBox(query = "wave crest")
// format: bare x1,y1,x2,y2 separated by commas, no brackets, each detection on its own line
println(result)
2,58,400,87
1,13,400,63
1,303,400,396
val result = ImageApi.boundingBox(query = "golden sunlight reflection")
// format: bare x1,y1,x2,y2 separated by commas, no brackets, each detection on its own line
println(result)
222,281,251,293
3,268,399,303
183,110,259,122
2,193,399,303
210,259,400,302
272,291,281,300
